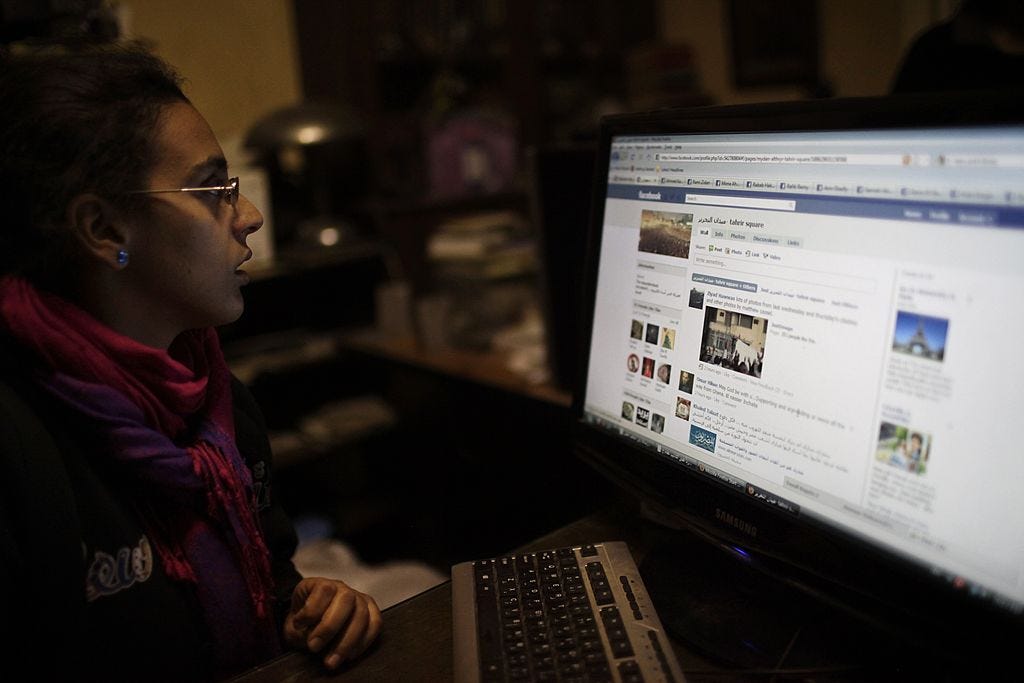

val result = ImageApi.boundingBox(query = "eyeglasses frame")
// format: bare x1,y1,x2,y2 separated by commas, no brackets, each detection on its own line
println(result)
126,176,240,207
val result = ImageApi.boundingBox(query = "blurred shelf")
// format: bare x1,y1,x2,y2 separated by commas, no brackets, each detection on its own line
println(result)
246,238,386,282
268,394,399,469
337,327,571,409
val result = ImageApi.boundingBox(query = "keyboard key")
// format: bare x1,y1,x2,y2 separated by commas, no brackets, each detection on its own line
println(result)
610,637,634,659
618,658,645,683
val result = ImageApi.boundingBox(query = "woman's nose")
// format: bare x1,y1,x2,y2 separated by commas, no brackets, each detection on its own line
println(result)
234,193,264,237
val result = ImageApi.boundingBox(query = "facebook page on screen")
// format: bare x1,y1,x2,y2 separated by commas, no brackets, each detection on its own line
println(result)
582,127,1024,609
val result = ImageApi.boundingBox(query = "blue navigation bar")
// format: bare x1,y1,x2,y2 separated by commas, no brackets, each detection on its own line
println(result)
606,183,1024,229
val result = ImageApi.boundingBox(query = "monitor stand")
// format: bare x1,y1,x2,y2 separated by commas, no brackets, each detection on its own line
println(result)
636,516,915,674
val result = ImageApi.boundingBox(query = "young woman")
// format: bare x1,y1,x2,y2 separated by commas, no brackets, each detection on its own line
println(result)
0,43,381,681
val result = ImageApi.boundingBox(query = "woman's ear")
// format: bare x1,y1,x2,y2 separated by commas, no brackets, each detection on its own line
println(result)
66,193,130,269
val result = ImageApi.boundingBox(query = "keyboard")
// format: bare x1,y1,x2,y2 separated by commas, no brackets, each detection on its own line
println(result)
452,541,685,682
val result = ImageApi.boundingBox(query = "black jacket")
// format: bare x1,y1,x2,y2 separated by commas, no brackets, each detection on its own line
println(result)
0,346,303,682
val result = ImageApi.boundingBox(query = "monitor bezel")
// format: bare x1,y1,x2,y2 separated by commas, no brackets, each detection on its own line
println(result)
570,89,1024,664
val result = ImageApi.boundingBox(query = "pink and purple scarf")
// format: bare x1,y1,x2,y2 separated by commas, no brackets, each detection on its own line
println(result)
0,274,281,674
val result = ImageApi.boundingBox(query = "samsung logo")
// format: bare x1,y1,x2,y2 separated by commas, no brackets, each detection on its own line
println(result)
715,508,758,537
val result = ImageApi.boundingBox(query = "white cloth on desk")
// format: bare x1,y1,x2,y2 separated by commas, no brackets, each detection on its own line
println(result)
293,538,446,610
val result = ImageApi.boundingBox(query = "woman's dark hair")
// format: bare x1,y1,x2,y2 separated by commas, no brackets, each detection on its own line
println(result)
0,41,188,283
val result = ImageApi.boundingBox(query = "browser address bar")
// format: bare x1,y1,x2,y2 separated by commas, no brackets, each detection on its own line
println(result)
658,153,904,164
685,194,796,211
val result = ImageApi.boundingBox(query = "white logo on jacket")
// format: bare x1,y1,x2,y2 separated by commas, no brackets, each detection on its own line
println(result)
85,535,154,601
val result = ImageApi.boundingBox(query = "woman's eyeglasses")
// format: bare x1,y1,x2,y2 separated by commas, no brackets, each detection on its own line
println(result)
127,177,239,207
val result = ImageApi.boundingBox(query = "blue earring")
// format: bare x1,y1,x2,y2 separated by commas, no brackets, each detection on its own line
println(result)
116,249,129,266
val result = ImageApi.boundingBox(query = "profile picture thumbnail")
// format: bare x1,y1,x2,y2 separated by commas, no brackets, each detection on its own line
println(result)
651,413,665,434
678,370,694,394
876,421,931,475
635,406,651,427
641,357,655,378
891,311,948,362
627,354,640,372
660,328,676,350
630,319,643,340
656,363,671,384
638,209,692,259
675,397,691,420
645,323,660,345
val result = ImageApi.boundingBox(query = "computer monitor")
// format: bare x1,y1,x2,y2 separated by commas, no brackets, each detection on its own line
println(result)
572,91,1024,672
526,143,597,393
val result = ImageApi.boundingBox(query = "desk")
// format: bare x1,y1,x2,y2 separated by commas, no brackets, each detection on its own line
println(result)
231,497,983,683
230,505,717,682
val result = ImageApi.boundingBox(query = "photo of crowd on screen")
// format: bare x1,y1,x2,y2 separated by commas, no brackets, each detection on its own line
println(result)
699,306,767,378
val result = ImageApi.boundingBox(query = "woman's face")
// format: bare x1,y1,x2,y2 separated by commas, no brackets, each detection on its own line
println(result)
123,101,262,347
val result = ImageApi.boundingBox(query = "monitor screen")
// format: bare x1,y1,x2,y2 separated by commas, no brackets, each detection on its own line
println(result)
573,91,1024,670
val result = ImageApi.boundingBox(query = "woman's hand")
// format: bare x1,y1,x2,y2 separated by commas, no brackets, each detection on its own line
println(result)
283,577,383,670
